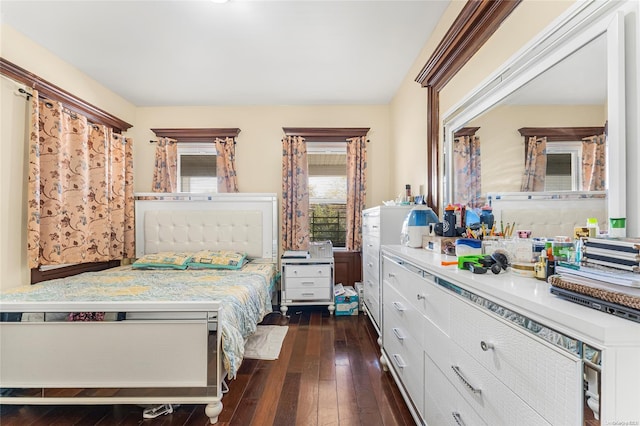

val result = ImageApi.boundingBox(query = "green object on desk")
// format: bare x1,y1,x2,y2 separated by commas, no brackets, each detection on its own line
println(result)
457,254,485,269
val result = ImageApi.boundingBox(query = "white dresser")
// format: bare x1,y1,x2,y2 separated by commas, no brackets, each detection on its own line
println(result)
362,205,413,333
380,245,640,426
280,256,335,316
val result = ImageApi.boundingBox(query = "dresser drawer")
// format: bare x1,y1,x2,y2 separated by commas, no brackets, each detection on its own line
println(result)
382,255,449,334
363,251,379,281
362,234,380,256
445,339,551,426
425,354,486,426
362,214,381,239
384,279,426,349
383,310,424,416
284,286,331,301
450,296,581,425
284,264,331,278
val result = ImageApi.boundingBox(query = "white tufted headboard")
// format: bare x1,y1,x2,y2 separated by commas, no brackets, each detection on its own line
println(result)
134,193,278,262
488,192,607,238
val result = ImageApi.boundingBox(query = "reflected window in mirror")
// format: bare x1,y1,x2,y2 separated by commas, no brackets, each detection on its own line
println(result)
545,142,581,191
518,126,605,192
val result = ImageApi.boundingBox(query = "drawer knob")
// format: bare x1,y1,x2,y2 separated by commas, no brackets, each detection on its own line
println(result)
452,412,466,426
480,341,494,351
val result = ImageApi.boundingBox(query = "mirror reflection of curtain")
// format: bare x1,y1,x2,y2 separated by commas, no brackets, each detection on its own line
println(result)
520,136,547,192
27,91,135,268
215,137,239,192
581,133,606,191
281,135,309,250
345,136,367,251
453,134,482,207
151,137,177,192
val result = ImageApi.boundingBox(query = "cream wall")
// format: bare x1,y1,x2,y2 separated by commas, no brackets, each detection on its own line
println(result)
131,105,391,207
389,1,464,204
471,104,606,194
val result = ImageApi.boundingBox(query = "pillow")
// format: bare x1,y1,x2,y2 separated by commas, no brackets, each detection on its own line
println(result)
187,250,247,270
132,252,193,270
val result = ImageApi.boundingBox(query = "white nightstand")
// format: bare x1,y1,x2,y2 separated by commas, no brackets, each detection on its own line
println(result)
280,255,335,316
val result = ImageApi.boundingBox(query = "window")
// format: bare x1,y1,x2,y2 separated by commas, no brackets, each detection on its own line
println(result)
307,142,347,248
177,143,217,193
545,141,582,191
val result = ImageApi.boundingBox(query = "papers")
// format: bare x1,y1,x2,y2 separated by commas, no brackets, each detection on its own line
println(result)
282,250,310,259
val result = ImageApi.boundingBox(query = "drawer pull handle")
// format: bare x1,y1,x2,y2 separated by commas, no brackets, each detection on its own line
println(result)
480,341,494,351
372,225,379,229
416,293,426,301
392,354,407,369
302,293,315,297
452,412,466,426
388,272,396,278
392,327,405,341
451,365,481,395
302,281,315,285
392,301,406,312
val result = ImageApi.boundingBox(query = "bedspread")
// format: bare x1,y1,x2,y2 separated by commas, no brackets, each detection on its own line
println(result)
0,262,277,378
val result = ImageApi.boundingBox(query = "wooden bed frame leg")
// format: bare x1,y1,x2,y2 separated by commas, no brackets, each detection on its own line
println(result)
205,401,223,424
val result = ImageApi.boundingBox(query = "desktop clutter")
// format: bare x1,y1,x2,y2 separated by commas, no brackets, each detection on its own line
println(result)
390,194,638,322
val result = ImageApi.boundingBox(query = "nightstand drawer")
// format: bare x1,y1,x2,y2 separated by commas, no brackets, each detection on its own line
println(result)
284,264,331,278
285,277,331,289
285,287,331,301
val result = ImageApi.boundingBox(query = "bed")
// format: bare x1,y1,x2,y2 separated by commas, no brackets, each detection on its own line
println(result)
0,192,279,424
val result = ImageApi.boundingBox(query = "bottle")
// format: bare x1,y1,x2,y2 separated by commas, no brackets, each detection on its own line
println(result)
545,241,555,279
535,249,547,280
443,204,456,237
405,184,412,200
586,218,599,237
480,205,494,230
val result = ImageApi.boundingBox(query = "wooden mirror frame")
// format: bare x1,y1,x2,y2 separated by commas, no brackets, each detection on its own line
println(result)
415,0,522,214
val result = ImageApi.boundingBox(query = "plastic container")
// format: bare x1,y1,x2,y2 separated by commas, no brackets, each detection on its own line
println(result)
480,205,494,230
443,204,456,237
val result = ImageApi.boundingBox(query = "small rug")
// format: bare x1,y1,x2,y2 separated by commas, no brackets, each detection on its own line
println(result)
244,325,289,360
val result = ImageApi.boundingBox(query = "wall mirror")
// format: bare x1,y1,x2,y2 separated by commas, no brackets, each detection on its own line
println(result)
442,0,628,234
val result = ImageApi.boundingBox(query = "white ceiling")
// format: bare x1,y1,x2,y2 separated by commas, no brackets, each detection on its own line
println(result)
0,0,450,107
503,32,607,106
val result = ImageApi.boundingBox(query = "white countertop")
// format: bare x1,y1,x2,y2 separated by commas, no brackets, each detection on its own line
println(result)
382,245,640,347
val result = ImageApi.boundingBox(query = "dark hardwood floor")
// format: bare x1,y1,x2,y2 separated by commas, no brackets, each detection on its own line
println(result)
0,307,415,425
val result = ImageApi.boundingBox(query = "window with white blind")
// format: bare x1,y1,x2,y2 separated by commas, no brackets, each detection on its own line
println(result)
545,141,582,191
307,142,347,248
177,143,217,193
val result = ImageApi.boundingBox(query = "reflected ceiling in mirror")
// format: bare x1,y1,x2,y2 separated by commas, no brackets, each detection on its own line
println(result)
448,32,608,207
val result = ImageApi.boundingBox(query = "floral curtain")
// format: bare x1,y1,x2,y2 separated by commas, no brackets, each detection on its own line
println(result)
215,137,239,193
281,135,309,250
151,137,177,192
453,135,482,208
345,136,367,251
27,92,135,268
581,133,606,191
520,136,547,192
